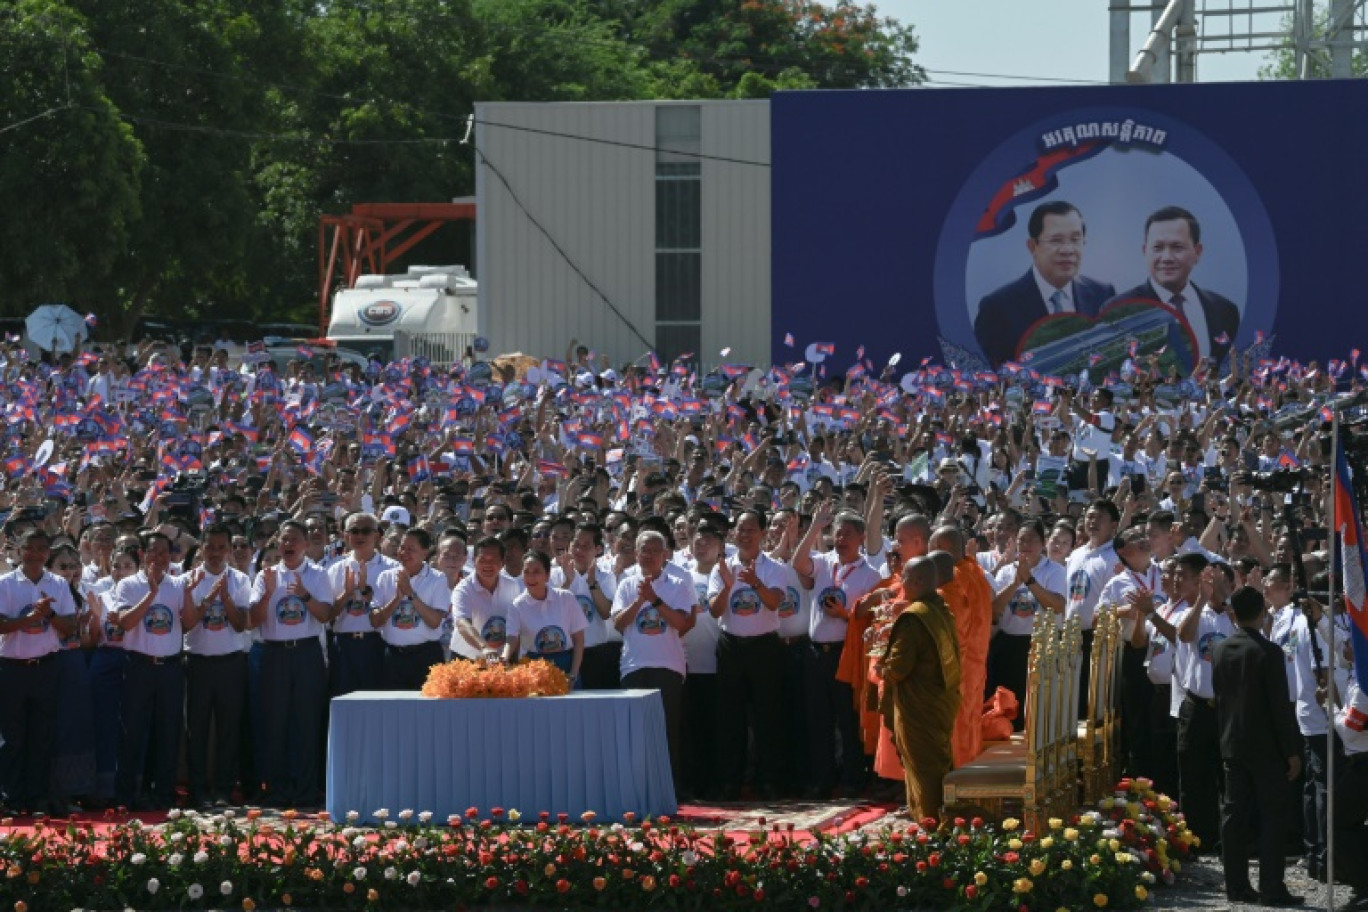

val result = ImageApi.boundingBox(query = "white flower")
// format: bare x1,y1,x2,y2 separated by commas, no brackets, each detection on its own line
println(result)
147,878,160,895
681,850,698,867
187,884,204,900
131,853,147,866
373,808,389,820
223,809,236,819
341,827,358,839
347,810,360,823
418,811,433,824
384,820,397,829
353,836,368,850
897,885,908,897
407,871,422,886
193,851,209,865
414,837,429,850
398,809,413,821
168,853,183,866
354,866,368,880
220,835,233,847
1103,827,1121,839
170,832,184,843
384,867,397,880
628,840,644,853
220,880,233,895
167,809,181,820
392,839,409,853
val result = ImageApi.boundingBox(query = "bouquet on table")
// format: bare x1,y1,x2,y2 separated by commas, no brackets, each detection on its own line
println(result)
422,658,571,699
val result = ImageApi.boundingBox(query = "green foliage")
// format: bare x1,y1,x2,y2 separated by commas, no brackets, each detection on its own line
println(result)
2,0,922,327
1258,9,1366,80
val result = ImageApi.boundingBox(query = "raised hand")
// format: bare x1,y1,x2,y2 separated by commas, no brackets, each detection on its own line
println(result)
285,572,307,599
737,561,762,589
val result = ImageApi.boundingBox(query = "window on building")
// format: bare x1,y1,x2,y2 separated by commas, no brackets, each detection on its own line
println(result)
655,105,701,365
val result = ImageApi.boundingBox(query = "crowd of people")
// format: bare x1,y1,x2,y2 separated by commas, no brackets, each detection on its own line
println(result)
1,334,1366,904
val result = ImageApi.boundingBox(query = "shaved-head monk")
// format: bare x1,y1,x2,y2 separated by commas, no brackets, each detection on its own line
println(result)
930,526,994,767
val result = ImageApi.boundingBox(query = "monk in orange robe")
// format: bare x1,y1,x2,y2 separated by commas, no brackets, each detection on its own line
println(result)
929,528,993,768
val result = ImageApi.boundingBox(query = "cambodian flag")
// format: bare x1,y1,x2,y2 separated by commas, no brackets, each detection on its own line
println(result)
1033,400,1053,415
538,460,565,477
1334,446,1368,689
288,426,314,455
450,436,475,455
84,313,98,328
814,342,836,356
783,332,795,348
577,431,604,450
407,455,431,484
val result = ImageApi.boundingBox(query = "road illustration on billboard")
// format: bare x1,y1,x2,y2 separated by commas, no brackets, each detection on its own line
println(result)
934,107,1279,377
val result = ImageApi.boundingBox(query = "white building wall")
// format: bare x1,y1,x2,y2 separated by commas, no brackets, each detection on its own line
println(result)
475,99,770,371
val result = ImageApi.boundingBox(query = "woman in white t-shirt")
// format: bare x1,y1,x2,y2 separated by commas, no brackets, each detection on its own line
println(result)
987,519,1067,730
503,550,587,683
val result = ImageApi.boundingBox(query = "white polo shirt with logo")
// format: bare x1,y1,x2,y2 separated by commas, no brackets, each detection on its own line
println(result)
707,552,786,637
250,561,333,642
0,569,77,660
450,572,524,659
115,571,188,658
328,552,399,634
373,564,453,647
184,567,253,656
613,570,695,676
509,586,588,656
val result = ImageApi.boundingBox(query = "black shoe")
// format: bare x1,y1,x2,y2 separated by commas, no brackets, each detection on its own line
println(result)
1258,889,1305,908
1226,886,1260,903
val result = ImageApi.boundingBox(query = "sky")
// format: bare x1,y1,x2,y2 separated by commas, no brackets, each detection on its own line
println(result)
879,0,1277,87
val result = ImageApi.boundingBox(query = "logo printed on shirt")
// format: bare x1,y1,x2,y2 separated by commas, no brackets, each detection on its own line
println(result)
817,586,847,615
534,625,568,653
1197,631,1226,662
1010,593,1037,618
16,604,50,634
103,619,124,644
391,598,418,630
636,606,667,635
693,582,709,606
481,615,506,646
1150,635,1168,658
730,588,761,617
344,597,368,618
1068,572,1091,605
778,585,801,619
202,599,228,632
575,593,596,623
276,595,307,626
144,604,175,635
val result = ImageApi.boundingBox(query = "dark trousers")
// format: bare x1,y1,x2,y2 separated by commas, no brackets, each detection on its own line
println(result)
88,647,127,801
383,641,444,691
1221,757,1289,896
241,641,266,799
1178,695,1223,851
580,642,622,691
987,633,1031,732
116,654,185,809
681,672,718,798
779,637,810,796
0,655,61,810
260,640,326,807
1303,732,1331,872
1119,644,1154,778
622,667,684,790
185,652,247,801
1149,683,1179,800
715,632,783,796
805,640,865,793
330,632,385,695
1077,627,1095,718
1332,751,1368,892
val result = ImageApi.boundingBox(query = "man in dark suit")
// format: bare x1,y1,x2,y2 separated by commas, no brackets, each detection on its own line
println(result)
1103,205,1241,371
973,200,1115,367
1212,585,1304,907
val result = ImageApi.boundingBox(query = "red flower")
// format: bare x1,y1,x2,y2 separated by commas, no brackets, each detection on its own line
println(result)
754,888,765,901
1004,851,1020,863
966,885,979,899
669,875,681,888
465,807,479,819
916,861,927,873
514,880,528,896
942,878,955,890
855,877,869,889
928,853,941,867
556,879,571,893
484,876,499,890
954,817,966,828
557,813,569,823
971,817,984,829
957,834,971,846
921,817,938,830
490,807,504,818
539,811,550,821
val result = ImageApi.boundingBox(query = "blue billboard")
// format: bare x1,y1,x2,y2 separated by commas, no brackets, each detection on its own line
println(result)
771,81,1368,377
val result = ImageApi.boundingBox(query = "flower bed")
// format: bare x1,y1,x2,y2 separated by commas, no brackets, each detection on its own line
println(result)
0,782,1193,911
421,658,571,699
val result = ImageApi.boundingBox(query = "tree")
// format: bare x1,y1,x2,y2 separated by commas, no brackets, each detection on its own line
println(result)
0,0,142,318
1258,9,1366,79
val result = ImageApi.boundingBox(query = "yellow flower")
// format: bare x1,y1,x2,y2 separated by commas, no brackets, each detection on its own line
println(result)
1094,893,1109,907
1172,859,1183,873
1108,838,1120,852
1063,828,1079,841
1029,859,1046,876
1100,798,1115,809
508,809,522,822
974,872,988,886
1013,877,1033,894
1158,797,1172,811
243,901,256,912
1002,817,1020,832
1009,838,1023,850
366,888,379,903
1061,860,1074,871
641,876,657,892
1090,854,1102,866
1049,817,1064,829
1135,885,1148,901
544,863,556,877
1040,837,1055,849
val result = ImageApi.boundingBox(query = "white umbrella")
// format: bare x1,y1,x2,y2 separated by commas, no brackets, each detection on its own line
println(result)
26,303,88,352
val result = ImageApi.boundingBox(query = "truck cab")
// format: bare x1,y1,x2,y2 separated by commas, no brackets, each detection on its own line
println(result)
326,265,477,365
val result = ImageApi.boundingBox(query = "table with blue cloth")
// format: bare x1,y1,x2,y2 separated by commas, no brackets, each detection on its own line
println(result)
326,690,677,824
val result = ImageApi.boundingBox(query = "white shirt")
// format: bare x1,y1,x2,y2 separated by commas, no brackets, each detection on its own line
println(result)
1176,604,1235,700
771,560,811,640
707,552,787,637
373,564,452,647
1071,410,1116,462
114,571,189,658
683,562,720,674
450,572,523,659
183,566,253,656
249,561,333,642
1033,266,1075,314
1145,598,1187,686
612,569,695,677
549,565,618,650
328,552,399,634
0,568,77,660
1065,541,1119,630
992,559,1067,636
1155,281,1209,361
97,588,126,649
1289,610,1352,737
508,587,588,656
805,551,881,643
1097,563,1164,642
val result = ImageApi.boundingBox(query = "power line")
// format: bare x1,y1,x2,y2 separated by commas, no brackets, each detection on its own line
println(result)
474,143,655,352
0,105,68,137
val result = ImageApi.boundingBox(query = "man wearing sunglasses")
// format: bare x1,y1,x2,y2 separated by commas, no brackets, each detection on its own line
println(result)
327,512,398,695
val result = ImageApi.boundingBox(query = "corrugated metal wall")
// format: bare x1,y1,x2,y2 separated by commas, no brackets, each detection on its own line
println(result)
475,100,770,371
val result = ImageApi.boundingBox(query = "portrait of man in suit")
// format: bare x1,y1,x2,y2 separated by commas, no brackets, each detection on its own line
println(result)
973,201,1117,367
1105,205,1241,369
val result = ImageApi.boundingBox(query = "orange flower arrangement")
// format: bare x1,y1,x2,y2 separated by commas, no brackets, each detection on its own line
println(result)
422,659,571,699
